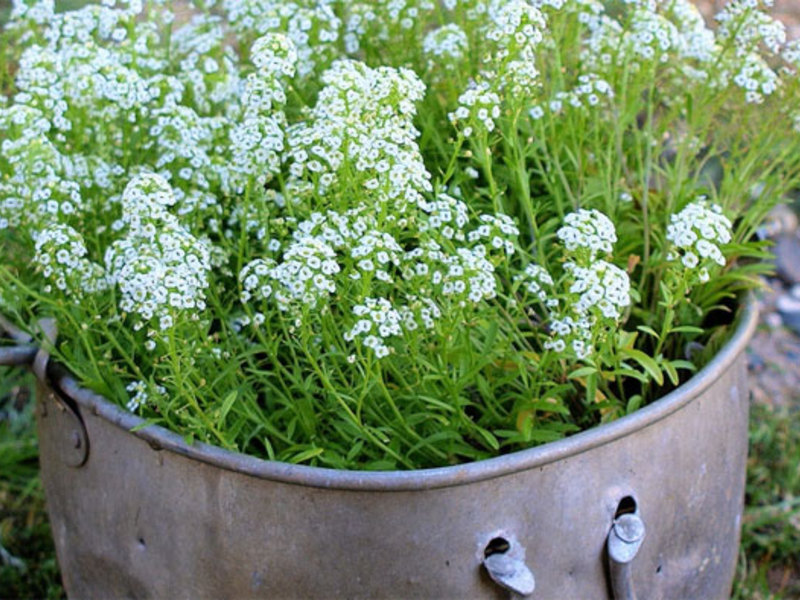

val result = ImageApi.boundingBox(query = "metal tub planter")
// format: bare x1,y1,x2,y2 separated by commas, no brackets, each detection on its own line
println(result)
1,304,756,600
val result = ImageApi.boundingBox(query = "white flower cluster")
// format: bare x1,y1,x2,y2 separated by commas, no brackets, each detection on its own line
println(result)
783,40,800,71
448,80,502,138
422,24,469,72
517,208,630,360
715,0,786,56
582,1,719,81
564,260,631,320
468,214,520,256
532,0,603,15
240,189,521,357
105,174,212,331
4,0,244,232
731,53,780,104
664,0,716,64
486,0,546,92
344,297,407,358
530,74,614,119
147,105,222,214
240,208,392,313
418,193,470,240
0,105,86,231
126,380,166,413
625,8,684,65
486,0,546,59
666,198,732,283
287,59,431,212
583,16,624,69
170,15,241,115
344,0,436,55
417,242,500,305
519,263,555,305
32,224,107,298
267,234,340,310
223,0,340,77
229,34,297,192
556,208,617,259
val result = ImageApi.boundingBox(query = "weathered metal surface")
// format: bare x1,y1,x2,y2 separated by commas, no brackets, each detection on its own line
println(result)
26,303,757,599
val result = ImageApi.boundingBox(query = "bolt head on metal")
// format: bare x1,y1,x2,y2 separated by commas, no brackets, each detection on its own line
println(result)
608,514,646,564
614,514,645,544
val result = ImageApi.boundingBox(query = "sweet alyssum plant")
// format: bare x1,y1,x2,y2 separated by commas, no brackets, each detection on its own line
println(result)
1,0,799,469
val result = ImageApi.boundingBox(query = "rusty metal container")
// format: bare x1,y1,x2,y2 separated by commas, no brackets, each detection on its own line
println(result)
1,303,757,599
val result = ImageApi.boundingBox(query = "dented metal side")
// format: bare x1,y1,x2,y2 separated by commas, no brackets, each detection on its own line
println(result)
5,304,757,598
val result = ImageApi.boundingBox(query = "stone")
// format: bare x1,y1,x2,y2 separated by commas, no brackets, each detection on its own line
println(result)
774,234,800,285
776,294,800,336
761,204,799,238
764,312,783,329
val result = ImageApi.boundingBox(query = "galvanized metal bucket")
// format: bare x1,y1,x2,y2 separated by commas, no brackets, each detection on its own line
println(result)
0,304,757,599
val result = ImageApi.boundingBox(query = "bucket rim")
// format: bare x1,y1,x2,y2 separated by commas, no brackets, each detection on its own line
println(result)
12,300,758,491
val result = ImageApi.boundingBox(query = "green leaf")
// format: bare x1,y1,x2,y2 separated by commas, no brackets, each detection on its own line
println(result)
626,395,643,414
289,447,324,464
483,319,499,355
636,325,660,339
670,359,696,372
663,361,679,386
669,325,704,335
218,389,238,423
418,395,457,413
568,366,597,380
621,348,664,386
474,427,500,451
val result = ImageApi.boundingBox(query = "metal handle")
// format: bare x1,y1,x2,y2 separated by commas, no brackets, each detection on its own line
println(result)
0,315,37,368
482,536,535,597
607,512,646,600
0,344,38,367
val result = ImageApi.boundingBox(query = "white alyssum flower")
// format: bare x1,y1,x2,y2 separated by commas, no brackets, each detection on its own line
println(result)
448,80,502,138
519,263,555,303
529,74,614,118
344,297,406,359
223,0,340,77
666,198,732,283
422,24,469,72
486,0,546,60
715,0,786,57
287,59,431,212
126,380,166,413
565,260,631,320
731,53,780,104
343,0,436,55
541,207,630,359
105,174,212,331
556,208,617,259
33,224,107,297
229,34,297,192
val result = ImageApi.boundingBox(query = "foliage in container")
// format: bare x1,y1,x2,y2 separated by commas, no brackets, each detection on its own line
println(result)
1,0,799,469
